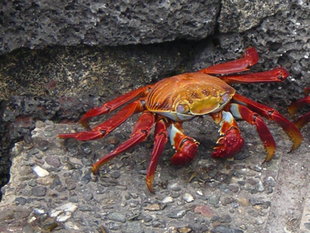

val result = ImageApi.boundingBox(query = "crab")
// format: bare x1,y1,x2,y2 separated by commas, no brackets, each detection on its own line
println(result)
59,47,303,192
288,87,310,129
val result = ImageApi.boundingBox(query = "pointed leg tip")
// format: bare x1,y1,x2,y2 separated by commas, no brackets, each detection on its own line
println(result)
91,165,99,175
146,175,155,193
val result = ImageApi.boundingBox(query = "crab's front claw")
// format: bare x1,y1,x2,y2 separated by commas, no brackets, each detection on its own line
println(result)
211,127,244,159
171,138,199,165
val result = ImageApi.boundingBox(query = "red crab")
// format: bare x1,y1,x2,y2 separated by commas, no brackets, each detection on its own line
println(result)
288,87,310,129
59,47,303,192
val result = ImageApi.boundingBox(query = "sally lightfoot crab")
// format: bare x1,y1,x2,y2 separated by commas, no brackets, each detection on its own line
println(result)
59,47,303,192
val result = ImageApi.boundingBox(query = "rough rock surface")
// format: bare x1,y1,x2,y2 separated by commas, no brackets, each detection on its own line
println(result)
0,118,309,232
0,0,219,54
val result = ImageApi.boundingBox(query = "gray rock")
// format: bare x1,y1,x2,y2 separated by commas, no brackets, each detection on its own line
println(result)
0,0,219,54
107,212,127,223
218,0,289,32
31,186,47,197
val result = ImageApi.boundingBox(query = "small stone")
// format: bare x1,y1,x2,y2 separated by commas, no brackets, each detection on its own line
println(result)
37,176,54,185
211,214,232,224
249,198,271,209
177,227,193,233
256,180,265,192
45,156,61,168
15,197,27,205
208,195,220,206
221,197,235,206
79,142,92,154
194,205,214,218
238,198,250,206
57,212,73,222
50,202,78,220
183,193,194,203
196,190,203,196
162,196,173,204
33,208,45,215
33,165,49,177
167,209,187,219
264,176,276,187
168,183,181,191
65,178,77,190
110,171,121,179
144,203,162,211
31,186,47,197
107,212,126,223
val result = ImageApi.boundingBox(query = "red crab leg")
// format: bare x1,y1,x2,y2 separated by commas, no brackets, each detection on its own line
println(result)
233,93,303,151
229,103,276,162
198,47,259,75
211,111,244,159
218,68,289,84
79,85,152,127
169,123,199,165
146,119,170,193
288,96,310,115
91,112,155,174
58,100,144,141
293,112,310,129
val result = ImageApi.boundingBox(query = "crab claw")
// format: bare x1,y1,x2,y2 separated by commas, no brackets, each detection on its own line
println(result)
212,127,244,159
168,123,199,165
171,138,199,165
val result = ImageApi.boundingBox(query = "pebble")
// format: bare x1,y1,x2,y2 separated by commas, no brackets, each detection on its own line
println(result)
15,197,27,205
144,203,162,211
31,186,47,197
238,198,250,207
256,180,265,192
162,196,173,204
107,212,126,223
183,193,194,203
194,205,214,218
168,183,181,191
33,208,46,215
65,178,77,190
208,195,220,206
45,156,61,168
32,165,49,177
167,209,187,219
249,198,271,209
50,202,78,222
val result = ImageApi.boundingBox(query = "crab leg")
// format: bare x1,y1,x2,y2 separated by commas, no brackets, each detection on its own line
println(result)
59,100,144,141
169,123,199,165
198,47,259,75
146,119,170,192
80,85,152,127
293,112,310,129
288,96,310,129
233,93,303,151
211,111,244,159
229,103,276,162
218,68,289,84
92,112,155,174
288,96,310,115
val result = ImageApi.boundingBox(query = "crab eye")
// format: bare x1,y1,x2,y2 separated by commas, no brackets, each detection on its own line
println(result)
176,104,189,114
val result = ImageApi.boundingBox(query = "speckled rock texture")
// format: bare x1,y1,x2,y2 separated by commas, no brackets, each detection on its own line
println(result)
0,0,309,232
0,0,219,54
